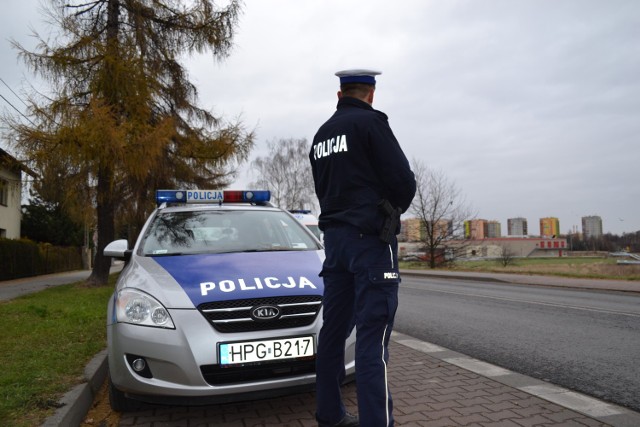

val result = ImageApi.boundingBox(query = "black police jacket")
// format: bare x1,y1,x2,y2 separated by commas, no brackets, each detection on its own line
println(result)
310,96,416,234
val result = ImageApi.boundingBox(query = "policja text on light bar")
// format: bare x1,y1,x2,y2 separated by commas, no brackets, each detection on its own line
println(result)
155,190,270,205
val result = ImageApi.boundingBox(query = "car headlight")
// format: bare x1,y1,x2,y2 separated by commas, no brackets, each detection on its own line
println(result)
115,288,175,329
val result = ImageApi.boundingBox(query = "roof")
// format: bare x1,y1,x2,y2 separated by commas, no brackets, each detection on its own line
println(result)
0,147,38,178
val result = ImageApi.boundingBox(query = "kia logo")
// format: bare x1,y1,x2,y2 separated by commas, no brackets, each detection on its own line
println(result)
251,305,281,321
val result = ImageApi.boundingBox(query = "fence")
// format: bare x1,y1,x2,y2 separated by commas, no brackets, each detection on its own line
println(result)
0,238,84,281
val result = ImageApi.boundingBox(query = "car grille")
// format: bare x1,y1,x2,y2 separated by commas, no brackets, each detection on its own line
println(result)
197,295,323,333
200,358,316,386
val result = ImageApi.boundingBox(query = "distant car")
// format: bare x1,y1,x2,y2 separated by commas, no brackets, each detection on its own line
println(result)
104,190,355,411
290,210,322,242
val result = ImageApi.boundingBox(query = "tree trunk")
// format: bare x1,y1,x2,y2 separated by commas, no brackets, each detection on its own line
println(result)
87,0,120,287
87,166,115,286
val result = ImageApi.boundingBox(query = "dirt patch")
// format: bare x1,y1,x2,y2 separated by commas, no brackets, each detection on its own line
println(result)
81,380,120,427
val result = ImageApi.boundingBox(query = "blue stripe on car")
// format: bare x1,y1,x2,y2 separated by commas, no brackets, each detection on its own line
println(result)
153,251,324,304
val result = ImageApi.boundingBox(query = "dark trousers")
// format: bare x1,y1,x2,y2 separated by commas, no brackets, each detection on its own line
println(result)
315,224,399,427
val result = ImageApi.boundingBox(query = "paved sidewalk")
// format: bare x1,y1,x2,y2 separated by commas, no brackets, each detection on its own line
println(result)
110,332,640,427
0,264,124,301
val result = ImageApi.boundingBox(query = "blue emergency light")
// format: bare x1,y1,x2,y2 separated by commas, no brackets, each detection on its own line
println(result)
156,190,271,205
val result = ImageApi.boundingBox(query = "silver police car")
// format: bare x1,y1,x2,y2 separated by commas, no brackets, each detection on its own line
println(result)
103,190,356,411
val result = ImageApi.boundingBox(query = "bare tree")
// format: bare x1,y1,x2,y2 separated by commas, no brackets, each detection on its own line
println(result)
409,159,475,268
249,138,317,212
498,244,516,267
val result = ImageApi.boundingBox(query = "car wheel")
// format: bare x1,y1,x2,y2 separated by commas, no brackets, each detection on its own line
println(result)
108,375,142,412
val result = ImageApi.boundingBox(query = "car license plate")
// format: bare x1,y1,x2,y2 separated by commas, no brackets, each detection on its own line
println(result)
219,335,315,365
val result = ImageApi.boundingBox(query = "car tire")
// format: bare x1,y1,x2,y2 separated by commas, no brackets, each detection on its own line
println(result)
108,375,142,412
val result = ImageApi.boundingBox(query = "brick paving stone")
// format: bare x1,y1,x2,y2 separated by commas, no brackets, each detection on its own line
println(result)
482,401,523,412
422,417,459,427
485,409,525,422
462,389,495,400
396,411,436,425
434,392,466,403
558,420,610,427
456,396,495,407
512,404,559,418
544,409,595,424
113,341,622,427
462,381,494,392
576,418,612,427
450,413,492,425
513,414,556,426
486,392,526,404
457,404,491,416
480,420,524,427
395,401,435,413
430,400,465,411
193,421,243,427
278,411,316,424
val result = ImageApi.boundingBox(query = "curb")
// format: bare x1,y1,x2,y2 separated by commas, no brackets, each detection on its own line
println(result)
392,332,640,427
41,350,108,427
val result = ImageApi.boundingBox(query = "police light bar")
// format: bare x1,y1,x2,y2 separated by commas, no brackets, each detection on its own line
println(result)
156,190,271,205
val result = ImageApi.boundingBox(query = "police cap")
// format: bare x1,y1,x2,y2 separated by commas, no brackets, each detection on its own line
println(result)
335,69,382,86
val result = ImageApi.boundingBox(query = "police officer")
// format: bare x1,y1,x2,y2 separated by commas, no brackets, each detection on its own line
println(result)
310,69,416,427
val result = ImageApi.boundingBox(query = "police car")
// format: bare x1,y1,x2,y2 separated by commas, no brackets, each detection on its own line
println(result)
290,209,322,242
103,190,355,411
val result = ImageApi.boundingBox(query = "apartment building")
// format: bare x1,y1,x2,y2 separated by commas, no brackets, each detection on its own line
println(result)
507,217,528,236
464,219,487,239
582,215,603,239
486,220,501,238
539,217,560,237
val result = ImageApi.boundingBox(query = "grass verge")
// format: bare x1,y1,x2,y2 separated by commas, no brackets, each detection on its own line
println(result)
401,257,640,281
0,275,115,427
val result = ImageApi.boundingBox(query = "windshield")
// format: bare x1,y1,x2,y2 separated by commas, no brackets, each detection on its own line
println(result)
139,209,321,256
306,224,322,241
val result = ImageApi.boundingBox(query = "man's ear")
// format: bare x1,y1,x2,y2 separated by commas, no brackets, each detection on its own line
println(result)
337,90,343,99
367,88,375,104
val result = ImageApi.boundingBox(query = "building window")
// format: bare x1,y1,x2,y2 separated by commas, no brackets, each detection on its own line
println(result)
0,179,8,206
0,228,5,238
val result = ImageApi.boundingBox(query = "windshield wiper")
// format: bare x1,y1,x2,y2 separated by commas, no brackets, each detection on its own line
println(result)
147,252,184,257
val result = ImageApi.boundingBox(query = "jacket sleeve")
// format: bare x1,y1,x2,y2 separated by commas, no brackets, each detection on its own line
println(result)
367,114,416,213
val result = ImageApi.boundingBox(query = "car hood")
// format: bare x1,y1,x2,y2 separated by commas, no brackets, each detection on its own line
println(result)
119,250,325,308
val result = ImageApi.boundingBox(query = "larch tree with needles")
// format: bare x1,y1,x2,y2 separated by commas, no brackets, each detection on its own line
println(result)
4,0,254,285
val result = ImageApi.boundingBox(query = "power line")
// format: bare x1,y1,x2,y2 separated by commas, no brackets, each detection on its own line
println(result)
0,92,36,127
0,77,29,108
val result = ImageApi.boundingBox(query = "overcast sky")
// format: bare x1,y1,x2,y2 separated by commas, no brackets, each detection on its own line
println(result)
1,0,639,236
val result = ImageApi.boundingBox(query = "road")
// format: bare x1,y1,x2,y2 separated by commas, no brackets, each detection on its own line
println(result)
394,275,640,412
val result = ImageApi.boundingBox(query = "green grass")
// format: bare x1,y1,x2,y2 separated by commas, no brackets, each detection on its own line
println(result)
401,256,640,281
0,276,115,427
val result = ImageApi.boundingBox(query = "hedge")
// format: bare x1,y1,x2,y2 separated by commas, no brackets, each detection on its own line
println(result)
0,238,84,281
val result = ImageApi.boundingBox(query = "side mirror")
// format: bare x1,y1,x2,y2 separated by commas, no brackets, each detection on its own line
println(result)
104,239,132,261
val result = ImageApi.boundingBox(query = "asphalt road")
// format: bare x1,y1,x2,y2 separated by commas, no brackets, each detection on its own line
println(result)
394,275,640,412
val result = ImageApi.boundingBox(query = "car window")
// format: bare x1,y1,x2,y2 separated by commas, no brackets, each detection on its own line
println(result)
305,224,322,240
139,210,321,256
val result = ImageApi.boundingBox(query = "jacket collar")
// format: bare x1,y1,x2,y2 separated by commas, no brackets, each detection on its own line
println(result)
337,96,374,111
